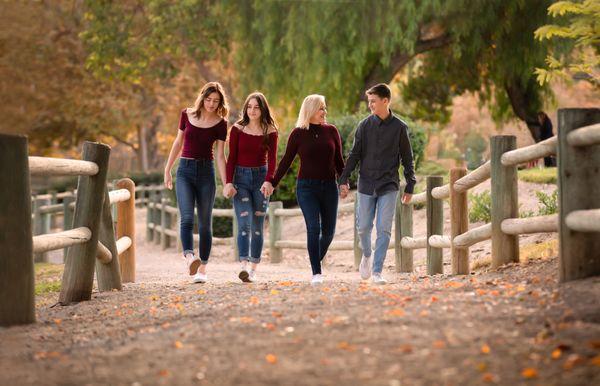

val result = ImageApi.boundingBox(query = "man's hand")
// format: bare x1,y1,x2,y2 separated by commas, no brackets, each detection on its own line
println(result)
339,183,349,199
401,192,412,204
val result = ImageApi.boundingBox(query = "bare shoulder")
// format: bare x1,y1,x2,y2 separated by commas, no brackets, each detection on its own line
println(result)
267,127,278,135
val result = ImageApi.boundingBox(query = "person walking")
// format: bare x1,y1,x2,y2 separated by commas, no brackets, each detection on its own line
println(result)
164,82,229,283
339,83,416,285
224,92,278,283
271,94,345,285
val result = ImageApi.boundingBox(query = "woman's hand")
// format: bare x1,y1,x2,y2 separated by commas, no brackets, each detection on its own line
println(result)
223,183,237,198
164,170,173,190
260,181,274,198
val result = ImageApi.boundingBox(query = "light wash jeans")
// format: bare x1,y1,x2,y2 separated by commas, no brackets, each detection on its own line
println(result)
356,190,399,274
232,165,269,263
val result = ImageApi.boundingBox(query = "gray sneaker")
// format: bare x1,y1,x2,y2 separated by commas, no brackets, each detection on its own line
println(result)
371,273,387,285
359,256,372,280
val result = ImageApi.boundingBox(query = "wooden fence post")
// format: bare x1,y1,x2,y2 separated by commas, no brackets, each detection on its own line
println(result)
232,213,239,261
0,134,35,326
59,141,111,304
398,201,414,273
33,196,50,263
353,193,361,270
269,201,283,263
175,212,183,253
62,193,76,262
117,178,136,283
491,136,519,268
450,168,469,274
160,198,171,250
558,108,600,282
95,187,122,291
427,176,444,274
49,190,58,229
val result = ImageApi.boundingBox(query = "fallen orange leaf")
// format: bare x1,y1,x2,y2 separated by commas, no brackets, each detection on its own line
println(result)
591,355,600,367
433,340,446,349
265,354,277,364
386,308,405,317
481,344,491,354
551,349,562,359
174,341,183,349
521,368,538,379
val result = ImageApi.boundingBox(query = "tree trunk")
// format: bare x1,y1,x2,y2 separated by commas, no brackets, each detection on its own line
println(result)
504,78,541,142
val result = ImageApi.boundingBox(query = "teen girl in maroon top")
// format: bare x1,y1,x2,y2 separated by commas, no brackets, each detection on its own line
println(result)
163,82,229,283
224,92,278,282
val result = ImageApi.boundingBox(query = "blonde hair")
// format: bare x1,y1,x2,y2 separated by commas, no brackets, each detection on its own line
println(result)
190,81,229,120
296,94,326,129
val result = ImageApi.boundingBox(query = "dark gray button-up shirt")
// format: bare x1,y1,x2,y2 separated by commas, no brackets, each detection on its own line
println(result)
338,110,416,195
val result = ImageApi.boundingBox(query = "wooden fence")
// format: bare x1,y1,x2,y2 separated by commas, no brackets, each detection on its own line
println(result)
0,135,136,327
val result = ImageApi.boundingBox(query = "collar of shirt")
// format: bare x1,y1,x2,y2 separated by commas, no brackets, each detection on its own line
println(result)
374,109,394,126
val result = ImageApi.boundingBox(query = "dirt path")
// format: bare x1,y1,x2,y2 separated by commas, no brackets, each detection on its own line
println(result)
2,186,599,386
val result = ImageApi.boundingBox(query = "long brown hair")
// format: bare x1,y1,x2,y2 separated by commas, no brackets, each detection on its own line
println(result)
190,82,229,120
236,92,278,149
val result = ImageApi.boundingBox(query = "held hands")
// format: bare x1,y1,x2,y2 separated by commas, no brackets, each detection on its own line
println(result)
339,183,349,199
401,193,412,204
164,171,173,190
223,183,237,198
260,181,274,198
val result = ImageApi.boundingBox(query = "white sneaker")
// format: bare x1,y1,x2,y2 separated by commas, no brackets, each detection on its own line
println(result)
311,274,324,285
359,256,372,280
186,253,201,276
248,270,257,282
192,272,207,283
371,273,387,285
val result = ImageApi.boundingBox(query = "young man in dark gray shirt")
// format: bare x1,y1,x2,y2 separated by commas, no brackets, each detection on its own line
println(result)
338,83,416,284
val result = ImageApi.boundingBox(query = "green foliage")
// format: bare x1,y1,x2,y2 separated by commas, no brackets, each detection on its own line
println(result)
463,131,488,169
469,190,492,223
535,189,559,216
518,167,557,184
213,195,233,238
224,0,554,131
416,160,447,176
535,0,600,87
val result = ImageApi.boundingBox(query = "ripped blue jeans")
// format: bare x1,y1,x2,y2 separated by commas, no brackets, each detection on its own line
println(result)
233,165,269,263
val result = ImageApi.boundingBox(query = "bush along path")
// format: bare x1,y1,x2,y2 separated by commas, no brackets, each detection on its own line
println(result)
1,254,599,385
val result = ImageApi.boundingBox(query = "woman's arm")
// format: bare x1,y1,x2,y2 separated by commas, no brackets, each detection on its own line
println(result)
270,129,299,188
164,130,184,190
215,140,227,188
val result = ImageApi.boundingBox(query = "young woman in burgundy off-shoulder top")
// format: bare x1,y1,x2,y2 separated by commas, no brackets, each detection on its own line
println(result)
163,82,229,284
271,94,345,285
224,92,278,283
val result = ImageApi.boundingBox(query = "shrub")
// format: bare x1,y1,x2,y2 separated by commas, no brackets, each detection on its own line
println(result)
536,189,558,216
469,190,492,223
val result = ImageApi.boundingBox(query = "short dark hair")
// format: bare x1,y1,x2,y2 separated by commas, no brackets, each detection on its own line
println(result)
366,83,391,100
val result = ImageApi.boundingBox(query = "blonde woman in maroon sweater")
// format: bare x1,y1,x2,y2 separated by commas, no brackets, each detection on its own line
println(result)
224,92,278,282
271,95,345,285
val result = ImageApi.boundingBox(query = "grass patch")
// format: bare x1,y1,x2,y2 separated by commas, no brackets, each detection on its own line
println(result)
521,239,558,263
471,256,492,271
518,167,557,184
34,263,63,295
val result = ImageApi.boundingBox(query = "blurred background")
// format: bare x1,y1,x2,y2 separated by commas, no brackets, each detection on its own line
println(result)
1,0,597,201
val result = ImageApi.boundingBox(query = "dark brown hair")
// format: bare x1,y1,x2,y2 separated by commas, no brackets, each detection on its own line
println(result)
236,92,278,149
366,83,392,100
191,81,229,120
